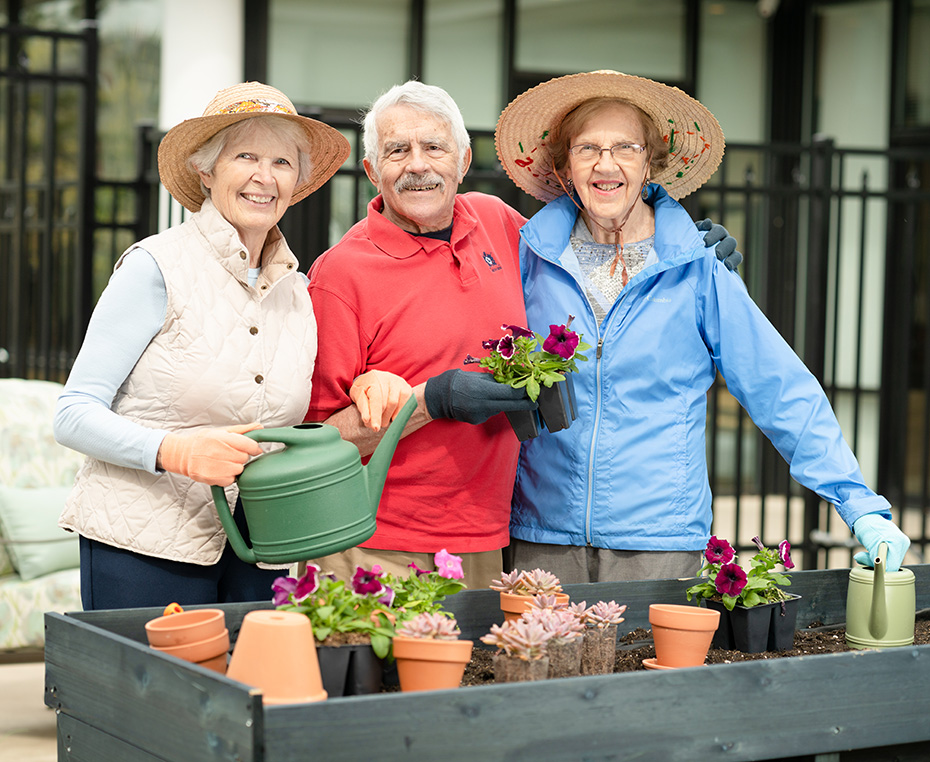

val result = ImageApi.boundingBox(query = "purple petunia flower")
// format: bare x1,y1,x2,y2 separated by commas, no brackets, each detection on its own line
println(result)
704,536,735,565
352,566,385,596
294,563,321,600
271,576,298,606
502,323,535,338
482,338,500,351
714,563,748,597
543,323,580,360
498,334,515,360
779,540,795,570
408,562,432,577
464,354,482,364
378,583,396,607
751,535,766,551
434,548,464,580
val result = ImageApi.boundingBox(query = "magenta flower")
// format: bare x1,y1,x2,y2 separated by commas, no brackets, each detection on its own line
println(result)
779,540,795,570
434,548,464,580
704,536,735,565
378,583,395,607
271,576,298,606
502,323,535,338
351,566,385,596
714,563,748,597
751,535,765,551
294,563,321,600
408,561,431,577
482,338,500,351
543,323,580,359
464,354,482,364
498,334,515,359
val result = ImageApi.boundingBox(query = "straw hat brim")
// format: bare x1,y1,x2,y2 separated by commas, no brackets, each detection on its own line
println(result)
158,112,351,213
495,70,724,202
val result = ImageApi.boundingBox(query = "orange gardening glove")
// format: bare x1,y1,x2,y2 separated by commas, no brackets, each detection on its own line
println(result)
350,370,413,432
157,423,264,487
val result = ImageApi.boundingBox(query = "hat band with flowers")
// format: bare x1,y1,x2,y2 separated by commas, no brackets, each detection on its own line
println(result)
494,70,724,203
158,82,351,213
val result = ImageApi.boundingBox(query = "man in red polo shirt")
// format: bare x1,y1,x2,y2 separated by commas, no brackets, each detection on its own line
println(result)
305,81,535,588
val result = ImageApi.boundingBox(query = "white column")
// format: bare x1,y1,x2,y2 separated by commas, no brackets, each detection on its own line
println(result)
159,0,245,130
157,0,245,230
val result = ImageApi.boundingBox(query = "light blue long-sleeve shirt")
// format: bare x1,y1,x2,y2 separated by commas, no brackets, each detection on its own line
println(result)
53,250,263,473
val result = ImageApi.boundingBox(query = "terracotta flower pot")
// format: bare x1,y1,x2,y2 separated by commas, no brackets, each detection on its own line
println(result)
144,608,225,648
492,653,549,683
392,636,474,692
499,591,570,622
649,604,720,668
227,610,327,704
150,628,230,665
580,624,618,675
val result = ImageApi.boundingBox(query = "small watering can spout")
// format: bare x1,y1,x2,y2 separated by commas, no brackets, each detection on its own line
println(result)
868,542,888,640
365,396,418,510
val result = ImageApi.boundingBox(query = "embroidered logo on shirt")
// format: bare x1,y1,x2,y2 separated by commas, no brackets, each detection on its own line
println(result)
646,295,671,304
482,252,502,272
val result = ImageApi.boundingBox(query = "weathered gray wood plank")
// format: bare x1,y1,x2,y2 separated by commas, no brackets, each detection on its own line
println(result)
262,645,930,762
45,613,262,762
57,713,173,762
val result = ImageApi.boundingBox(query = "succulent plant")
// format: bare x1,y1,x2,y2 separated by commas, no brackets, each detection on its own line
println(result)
395,612,461,640
583,600,627,629
480,619,554,661
489,568,563,596
526,593,569,612
522,607,585,645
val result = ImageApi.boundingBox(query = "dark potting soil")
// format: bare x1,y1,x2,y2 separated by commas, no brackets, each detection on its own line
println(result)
458,611,930,686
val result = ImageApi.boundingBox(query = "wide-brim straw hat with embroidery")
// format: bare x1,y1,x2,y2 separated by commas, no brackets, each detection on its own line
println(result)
495,70,724,203
158,81,351,212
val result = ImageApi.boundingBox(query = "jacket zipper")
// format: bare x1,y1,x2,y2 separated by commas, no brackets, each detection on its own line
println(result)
584,336,604,545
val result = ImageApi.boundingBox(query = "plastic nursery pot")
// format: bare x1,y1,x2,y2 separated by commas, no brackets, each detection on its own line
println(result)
648,604,720,668
536,374,578,433
227,610,327,705
499,591,570,622
505,408,541,441
144,608,226,648
493,653,549,683
580,625,618,676
317,643,384,697
150,628,230,665
392,637,474,692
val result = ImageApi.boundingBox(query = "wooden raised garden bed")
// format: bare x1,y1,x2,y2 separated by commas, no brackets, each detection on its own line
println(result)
45,565,930,762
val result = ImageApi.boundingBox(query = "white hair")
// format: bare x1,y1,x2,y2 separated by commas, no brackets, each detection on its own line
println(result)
362,80,471,178
188,116,313,197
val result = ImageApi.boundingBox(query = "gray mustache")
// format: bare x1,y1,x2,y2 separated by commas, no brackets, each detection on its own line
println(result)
395,174,445,192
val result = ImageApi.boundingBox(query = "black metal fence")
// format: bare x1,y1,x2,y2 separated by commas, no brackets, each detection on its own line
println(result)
5,100,930,571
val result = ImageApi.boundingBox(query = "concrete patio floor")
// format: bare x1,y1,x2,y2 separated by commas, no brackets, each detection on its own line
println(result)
0,660,57,762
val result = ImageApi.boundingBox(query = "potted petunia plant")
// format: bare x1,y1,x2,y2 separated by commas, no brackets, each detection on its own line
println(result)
465,317,590,439
685,535,800,653
272,549,467,696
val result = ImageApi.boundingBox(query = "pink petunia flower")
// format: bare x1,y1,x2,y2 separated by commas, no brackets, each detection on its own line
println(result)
434,548,464,580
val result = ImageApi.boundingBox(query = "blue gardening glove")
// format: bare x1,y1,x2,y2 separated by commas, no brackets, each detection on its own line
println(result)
424,369,538,425
697,218,743,271
852,513,910,571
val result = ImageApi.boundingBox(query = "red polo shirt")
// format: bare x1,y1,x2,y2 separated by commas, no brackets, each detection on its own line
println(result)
307,192,528,552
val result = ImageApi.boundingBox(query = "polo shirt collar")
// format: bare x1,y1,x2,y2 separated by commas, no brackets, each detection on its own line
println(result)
366,194,479,259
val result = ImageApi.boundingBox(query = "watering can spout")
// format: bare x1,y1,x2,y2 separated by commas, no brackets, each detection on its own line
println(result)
868,542,888,639
365,396,418,509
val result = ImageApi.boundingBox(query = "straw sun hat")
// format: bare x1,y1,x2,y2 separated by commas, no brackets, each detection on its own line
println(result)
495,70,724,203
158,82,351,212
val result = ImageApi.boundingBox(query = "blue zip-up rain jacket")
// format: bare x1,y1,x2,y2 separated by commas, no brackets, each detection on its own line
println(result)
511,185,891,551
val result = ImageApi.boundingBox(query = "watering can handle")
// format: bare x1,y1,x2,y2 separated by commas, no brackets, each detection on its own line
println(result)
210,485,257,564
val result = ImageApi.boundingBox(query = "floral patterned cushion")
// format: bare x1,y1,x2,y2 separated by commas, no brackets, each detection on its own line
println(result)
0,568,81,650
0,379,84,648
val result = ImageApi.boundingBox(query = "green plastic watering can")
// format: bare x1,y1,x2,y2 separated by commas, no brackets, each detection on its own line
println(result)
210,396,417,565
845,542,916,649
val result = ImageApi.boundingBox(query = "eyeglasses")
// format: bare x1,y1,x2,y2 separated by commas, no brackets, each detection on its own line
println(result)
568,143,646,162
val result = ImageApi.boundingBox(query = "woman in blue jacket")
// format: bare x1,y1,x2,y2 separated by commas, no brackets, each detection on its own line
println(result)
494,70,909,583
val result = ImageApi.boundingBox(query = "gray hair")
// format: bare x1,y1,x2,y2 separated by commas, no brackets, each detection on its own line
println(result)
362,80,471,179
188,115,313,198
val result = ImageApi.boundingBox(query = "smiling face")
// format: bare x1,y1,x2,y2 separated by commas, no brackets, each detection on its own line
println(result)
363,105,471,235
564,102,654,243
197,125,300,261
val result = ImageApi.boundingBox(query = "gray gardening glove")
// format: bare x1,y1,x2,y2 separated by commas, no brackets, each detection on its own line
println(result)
425,370,538,425
697,218,743,271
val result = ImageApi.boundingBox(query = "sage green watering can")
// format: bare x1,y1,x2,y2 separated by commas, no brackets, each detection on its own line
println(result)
210,396,417,565
845,542,916,649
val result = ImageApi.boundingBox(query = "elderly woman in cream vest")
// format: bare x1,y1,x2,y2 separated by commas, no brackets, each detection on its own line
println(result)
54,82,411,610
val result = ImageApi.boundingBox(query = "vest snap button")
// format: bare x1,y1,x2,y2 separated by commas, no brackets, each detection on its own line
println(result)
260,284,268,290
254,375,264,384
239,252,247,260
250,326,259,335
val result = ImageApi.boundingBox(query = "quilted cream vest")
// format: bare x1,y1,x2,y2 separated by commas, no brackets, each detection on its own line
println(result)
61,200,316,564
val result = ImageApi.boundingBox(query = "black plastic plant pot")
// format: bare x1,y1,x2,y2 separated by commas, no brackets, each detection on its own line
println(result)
505,408,541,441
537,373,578,433
728,603,773,653
317,643,384,697
704,599,734,650
767,594,801,651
